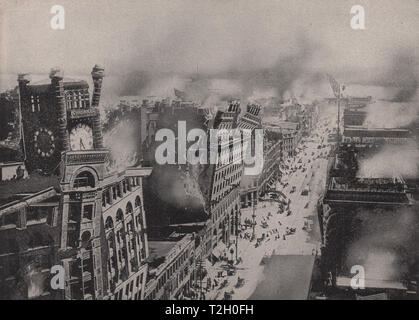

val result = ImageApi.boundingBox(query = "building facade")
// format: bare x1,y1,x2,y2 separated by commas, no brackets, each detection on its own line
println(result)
0,66,152,300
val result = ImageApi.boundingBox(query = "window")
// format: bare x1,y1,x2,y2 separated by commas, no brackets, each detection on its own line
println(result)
135,196,141,208
83,204,94,220
126,202,133,215
105,217,114,230
74,171,95,188
116,209,123,222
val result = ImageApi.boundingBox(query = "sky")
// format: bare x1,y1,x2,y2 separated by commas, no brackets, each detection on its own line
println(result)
0,0,418,97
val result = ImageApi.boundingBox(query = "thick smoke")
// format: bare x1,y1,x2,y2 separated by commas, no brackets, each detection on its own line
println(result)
114,34,328,108
388,51,418,103
357,141,419,179
363,101,418,129
103,119,139,171
117,71,152,96
363,50,418,128
345,207,418,281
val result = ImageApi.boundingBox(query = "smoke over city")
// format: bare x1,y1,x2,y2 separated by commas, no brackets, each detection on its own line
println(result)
387,51,418,103
114,35,327,108
363,50,418,129
363,101,418,129
357,142,419,179
345,207,418,281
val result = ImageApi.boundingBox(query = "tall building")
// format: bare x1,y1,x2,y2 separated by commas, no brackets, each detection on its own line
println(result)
18,67,103,174
0,66,152,300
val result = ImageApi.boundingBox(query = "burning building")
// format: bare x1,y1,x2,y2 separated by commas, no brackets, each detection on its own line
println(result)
319,146,419,299
0,66,153,300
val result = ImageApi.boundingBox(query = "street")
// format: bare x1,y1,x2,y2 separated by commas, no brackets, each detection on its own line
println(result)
204,112,334,300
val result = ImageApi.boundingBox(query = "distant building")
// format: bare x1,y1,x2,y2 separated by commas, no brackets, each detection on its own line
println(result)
343,109,366,126
342,127,411,147
264,121,300,158
240,129,282,207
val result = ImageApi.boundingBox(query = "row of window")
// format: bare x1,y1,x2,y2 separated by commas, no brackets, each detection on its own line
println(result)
212,164,242,203
212,197,239,223
216,145,242,169
105,197,147,291
102,177,141,207
114,273,144,300
146,248,192,300
65,89,90,110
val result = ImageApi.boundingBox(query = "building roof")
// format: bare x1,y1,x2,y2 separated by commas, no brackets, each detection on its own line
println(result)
27,78,89,93
343,127,411,138
263,120,299,130
0,173,60,206
336,276,407,291
147,233,193,270
325,177,411,204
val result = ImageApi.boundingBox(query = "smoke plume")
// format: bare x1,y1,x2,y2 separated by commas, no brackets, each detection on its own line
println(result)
103,119,139,171
363,101,418,129
345,207,418,281
357,142,419,179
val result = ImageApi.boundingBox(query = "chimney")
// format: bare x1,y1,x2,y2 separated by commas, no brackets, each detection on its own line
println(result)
49,68,69,151
91,64,105,108
91,65,105,149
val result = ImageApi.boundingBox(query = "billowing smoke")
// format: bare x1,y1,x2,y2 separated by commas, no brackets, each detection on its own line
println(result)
25,263,45,299
345,207,418,281
117,71,152,96
387,51,418,103
363,101,418,129
363,50,418,128
113,34,328,109
357,141,419,179
181,36,325,106
103,118,139,172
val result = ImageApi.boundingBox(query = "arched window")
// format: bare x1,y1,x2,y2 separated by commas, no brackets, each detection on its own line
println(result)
135,196,141,208
126,202,133,215
105,216,114,230
116,209,124,222
74,171,95,188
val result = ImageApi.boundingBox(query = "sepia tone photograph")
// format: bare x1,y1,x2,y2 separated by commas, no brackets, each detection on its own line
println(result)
0,0,418,303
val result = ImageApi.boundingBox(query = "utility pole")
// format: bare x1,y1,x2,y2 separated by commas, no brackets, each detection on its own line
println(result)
235,209,239,262
251,195,256,241
326,74,343,151
337,84,341,147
